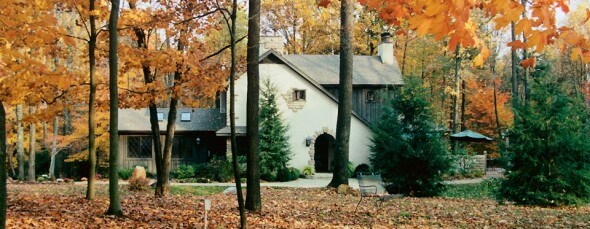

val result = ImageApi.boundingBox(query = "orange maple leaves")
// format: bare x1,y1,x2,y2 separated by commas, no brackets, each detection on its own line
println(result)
349,0,590,67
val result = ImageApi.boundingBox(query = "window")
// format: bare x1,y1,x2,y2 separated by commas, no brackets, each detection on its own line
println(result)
172,136,193,158
157,112,164,121
180,112,191,122
128,136,152,158
366,90,376,103
293,89,306,101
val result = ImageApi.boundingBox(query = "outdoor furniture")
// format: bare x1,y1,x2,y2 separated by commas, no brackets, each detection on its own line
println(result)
355,172,402,211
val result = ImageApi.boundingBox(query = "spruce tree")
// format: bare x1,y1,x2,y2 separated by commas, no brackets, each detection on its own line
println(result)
370,77,452,197
498,62,590,206
259,79,291,181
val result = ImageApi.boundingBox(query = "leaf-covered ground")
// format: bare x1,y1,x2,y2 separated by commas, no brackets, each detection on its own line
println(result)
6,183,590,228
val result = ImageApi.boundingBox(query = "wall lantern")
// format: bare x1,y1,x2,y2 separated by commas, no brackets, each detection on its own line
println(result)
196,137,201,145
305,136,313,147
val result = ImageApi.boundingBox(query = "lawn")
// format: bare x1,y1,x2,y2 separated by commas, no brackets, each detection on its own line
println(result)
5,183,590,228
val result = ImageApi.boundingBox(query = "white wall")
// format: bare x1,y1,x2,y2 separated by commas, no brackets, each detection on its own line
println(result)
232,63,373,170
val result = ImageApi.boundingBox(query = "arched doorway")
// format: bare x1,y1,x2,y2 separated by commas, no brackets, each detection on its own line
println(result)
314,133,335,173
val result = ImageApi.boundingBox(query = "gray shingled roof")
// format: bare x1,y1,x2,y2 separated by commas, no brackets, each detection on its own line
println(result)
282,55,403,85
118,108,225,133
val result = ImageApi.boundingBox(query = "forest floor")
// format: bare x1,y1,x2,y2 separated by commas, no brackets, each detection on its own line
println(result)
5,183,590,228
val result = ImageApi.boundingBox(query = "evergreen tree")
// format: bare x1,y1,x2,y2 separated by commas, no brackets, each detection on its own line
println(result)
370,77,452,197
259,79,292,181
498,62,590,206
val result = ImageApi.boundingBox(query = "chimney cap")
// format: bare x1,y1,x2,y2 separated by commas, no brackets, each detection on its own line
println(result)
381,32,393,43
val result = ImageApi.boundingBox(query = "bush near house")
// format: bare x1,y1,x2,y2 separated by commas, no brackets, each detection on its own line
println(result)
171,164,196,179
370,77,452,197
194,157,233,182
259,79,293,181
497,62,590,206
118,168,134,180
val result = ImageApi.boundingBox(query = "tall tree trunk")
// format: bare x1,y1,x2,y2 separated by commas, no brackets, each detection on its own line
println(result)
246,0,262,212
328,0,353,188
49,117,58,180
0,102,7,228
401,34,409,76
460,79,466,131
62,107,72,135
106,0,123,216
521,0,529,105
28,107,36,183
16,104,24,181
493,81,502,139
510,21,519,106
42,122,47,149
451,46,461,153
87,0,98,200
128,2,165,197
225,0,247,227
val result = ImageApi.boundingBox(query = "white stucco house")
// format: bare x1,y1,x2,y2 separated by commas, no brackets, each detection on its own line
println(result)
219,33,403,172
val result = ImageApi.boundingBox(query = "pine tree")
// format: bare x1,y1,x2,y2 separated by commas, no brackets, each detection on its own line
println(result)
498,62,590,206
259,79,291,181
370,77,452,197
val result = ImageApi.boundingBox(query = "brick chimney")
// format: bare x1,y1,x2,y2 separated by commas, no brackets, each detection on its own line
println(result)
377,32,394,65
260,36,286,55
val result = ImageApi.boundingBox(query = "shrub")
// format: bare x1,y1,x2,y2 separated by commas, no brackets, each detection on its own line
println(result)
277,167,300,182
347,162,355,178
128,177,150,192
261,171,278,182
370,77,452,197
118,168,134,180
301,166,315,177
172,164,196,179
353,164,370,177
194,158,233,182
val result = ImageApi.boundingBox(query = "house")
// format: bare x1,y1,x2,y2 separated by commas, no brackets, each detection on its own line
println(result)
117,108,227,173
118,33,403,174
226,33,403,172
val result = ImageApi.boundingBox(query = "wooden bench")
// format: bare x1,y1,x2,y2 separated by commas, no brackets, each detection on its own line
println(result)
356,172,403,211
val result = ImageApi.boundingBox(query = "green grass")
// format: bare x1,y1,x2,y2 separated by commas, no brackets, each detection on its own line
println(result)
441,179,501,200
168,186,226,196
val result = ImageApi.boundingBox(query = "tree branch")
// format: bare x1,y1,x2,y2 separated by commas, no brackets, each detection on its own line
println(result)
201,35,247,61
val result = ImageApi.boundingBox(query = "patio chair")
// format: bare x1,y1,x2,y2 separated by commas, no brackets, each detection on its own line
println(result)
355,172,403,211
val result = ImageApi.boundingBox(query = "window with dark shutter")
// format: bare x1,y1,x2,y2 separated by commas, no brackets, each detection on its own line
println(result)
128,136,153,158
172,136,193,158
293,89,306,101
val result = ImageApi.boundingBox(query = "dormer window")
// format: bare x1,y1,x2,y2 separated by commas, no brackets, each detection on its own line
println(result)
366,91,376,103
180,112,191,122
157,112,164,121
293,89,306,101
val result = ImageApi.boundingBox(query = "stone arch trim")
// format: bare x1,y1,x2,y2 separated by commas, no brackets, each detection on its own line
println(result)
308,127,336,166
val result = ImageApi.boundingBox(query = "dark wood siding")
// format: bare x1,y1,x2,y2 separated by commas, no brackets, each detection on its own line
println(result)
323,86,393,125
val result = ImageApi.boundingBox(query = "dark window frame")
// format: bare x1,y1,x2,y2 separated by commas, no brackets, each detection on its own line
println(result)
172,136,194,158
127,136,153,158
293,89,306,101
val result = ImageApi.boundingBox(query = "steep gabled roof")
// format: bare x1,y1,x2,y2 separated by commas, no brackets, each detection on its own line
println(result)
259,50,401,126
282,55,403,86
118,108,225,133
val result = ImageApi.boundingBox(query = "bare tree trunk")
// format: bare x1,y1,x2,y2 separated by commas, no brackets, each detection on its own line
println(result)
87,0,98,199
328,0,353,188
0,102,7,228
42,122,47,149
493,81,502,139
224,0,247,226
28,107,36,182
16,104,24,181
246,0,262,212
49,117,58,180
510,21,519,106
106,0,123,216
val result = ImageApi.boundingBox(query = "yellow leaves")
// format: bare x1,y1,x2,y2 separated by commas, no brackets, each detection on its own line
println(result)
472,45,490,68
585,8,590,23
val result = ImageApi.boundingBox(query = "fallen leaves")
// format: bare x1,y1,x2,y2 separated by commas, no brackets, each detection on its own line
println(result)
5,183,590,228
